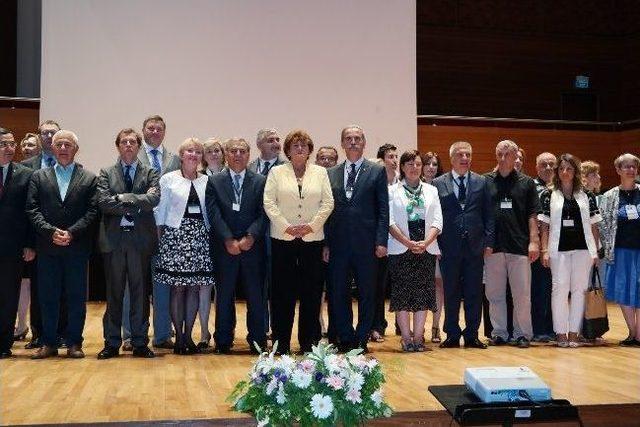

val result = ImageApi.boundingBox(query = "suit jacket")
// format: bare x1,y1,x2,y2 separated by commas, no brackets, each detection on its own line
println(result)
137,145,180,175
26,165,98,255
248,157,284,175
96,161,161,254
0,162,34,257
432,171,495,257
324,159,389,255
21,153,46,170
206,169,267,246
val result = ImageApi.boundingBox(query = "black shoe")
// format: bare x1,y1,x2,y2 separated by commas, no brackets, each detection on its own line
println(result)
464,338,488,349
514,336,530,348
25,338,42,349
620,336,637,346
122,341,133,352
197,341,210,351
489,336,508,346
97,346,119,360
439,337,461,348
213,345,232,355
132,346,155,358
184,342,199,355
173,345,186,355
153,339,174,349
0,350,12,359
337,343,352,353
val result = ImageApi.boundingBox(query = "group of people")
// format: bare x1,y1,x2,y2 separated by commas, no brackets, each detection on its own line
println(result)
1,115,639,361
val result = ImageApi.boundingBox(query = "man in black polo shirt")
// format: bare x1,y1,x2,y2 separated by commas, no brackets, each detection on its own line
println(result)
484,140,541,348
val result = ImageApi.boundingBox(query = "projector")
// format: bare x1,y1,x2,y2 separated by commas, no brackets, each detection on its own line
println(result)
464,367,552,403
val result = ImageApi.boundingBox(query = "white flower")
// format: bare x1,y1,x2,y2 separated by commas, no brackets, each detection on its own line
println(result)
366,358,379,370
266,377,278,395
291,370,312,389
310,394,334,419
325,374,345,390
324,354,340,373
370,389,384,407
257,416,269,427
276,383,287,404
345,387,362,404
348,355,368,370
348,372,365,391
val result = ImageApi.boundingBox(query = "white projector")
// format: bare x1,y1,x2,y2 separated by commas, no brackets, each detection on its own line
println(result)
464,367,552,403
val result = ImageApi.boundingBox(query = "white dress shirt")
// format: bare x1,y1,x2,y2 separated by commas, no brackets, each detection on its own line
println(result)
451,170,470,200
343,157,365,190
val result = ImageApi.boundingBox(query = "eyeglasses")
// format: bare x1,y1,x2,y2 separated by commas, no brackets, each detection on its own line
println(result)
52,141,76,149
0,141,17,149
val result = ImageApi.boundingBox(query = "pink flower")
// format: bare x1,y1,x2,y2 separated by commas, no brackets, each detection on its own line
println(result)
325,375,345,390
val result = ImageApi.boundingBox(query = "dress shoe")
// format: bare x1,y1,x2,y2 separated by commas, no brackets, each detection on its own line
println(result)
464,338,488,349
97,346,119,360
619,336,637,346
153,340,174,349
0,350,12,359
439,337,461,348
513,336,530,349
489,336,508,346
122,341,133,352
25,338,42,349
173,345,187,355
31,345,58,359
184,342,199,355
213,345,232,355
196,341,210,351
132,346,155,358
67,345,85,359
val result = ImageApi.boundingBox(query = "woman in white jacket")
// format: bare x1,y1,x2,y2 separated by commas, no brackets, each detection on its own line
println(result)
388,150,443,352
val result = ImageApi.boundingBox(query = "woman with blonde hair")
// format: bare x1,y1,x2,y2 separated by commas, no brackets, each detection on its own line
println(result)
155,138,215,354
201,137,226,176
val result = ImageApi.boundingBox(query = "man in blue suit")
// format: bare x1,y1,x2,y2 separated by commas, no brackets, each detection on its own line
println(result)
324,125,389,353
432,141,495,349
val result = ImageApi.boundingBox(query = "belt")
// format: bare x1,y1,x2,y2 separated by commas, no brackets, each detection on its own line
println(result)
120,226,135,232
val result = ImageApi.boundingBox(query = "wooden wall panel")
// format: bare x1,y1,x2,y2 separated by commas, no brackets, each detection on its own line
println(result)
0,105,40,162
418,124,640,189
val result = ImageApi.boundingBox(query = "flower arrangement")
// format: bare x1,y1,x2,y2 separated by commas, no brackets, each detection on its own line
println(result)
228,343,393,426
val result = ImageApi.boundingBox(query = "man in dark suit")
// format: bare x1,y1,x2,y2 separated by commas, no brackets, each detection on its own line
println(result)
21,119,63,350
26,130,98,359
0,128,35,358
206,138,268,355
137,114,179,349
324,125,389,353
96,128,160,359
432,141,495,349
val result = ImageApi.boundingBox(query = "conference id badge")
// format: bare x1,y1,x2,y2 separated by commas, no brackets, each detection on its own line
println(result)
188,204,201,214
500,199,513,209
562,219,575,227
625,204,639,220
232,203,241,212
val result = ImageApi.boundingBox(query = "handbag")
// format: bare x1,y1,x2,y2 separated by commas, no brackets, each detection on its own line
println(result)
582,266,609,339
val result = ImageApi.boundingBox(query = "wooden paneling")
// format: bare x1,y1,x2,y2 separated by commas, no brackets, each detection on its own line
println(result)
418,124,640,188
0,102,40,162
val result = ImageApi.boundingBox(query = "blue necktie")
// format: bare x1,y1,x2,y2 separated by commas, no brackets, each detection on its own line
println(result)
458,176,466,204
150,149,161,173
124,165,133,192
233,174,241,192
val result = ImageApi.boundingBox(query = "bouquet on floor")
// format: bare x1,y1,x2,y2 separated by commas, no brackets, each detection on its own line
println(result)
228,342,393,426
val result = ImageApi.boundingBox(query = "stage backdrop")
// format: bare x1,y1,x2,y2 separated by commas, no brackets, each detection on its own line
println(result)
40,0,416,172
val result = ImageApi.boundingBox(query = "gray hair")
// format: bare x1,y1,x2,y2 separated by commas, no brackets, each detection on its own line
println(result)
340,124,366,142
52,130,79,146
614,153,640,169
496,139,518,153
225,137,250,152
535,152,556,165
256,128,278,145
449,141,472,158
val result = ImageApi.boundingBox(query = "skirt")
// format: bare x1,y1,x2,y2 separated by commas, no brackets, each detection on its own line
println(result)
155,217,215,287
605,247,640,308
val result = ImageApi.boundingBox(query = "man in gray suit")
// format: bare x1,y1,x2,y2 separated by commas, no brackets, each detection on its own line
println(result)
96,128,160,359
137,114,179,349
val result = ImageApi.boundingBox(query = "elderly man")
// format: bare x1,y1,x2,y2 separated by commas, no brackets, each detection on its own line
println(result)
206,138,268,354
484,140,540,348
0,128,35,358
136,115,179,350
324,125,389,353
316,146,339,169
96,128,160,359
27,130,98,359
530,152,557,342
432,141,495,349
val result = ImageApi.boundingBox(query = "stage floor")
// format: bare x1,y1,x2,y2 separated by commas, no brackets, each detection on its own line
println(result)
2,301,639,425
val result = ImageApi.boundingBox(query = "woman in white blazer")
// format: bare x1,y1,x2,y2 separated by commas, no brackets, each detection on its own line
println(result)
539,153,601,348
154,138,215,355
388,150,443,352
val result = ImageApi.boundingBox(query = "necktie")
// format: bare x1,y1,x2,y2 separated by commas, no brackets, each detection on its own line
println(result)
124,165,133,192
261,161,270,176
46,157,55,167
346,163,357,189
0,167,4,198
233,174,241,193
150,149,162,173
458,175,466,204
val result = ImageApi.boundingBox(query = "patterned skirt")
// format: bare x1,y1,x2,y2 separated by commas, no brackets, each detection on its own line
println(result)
155,217,215,287
388,220,437,312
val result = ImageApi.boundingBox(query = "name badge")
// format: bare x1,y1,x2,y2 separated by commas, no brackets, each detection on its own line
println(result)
625,204,639,220
188,204,201,214
121,217,134,227
562,219,575,227
232,203,241,212
346,190,353,199
500,200,513,209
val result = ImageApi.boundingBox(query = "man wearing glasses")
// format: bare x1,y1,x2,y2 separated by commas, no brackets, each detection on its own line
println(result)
0,128,35,358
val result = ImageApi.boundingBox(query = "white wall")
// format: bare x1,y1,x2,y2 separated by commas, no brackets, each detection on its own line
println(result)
41,0,416,172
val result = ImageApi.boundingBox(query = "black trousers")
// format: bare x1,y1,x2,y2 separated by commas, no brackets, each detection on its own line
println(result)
271,238,324,352
0,257,23,352
371,256,389,334
531,258,554,336
102,234,152,349
28,263,67,341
